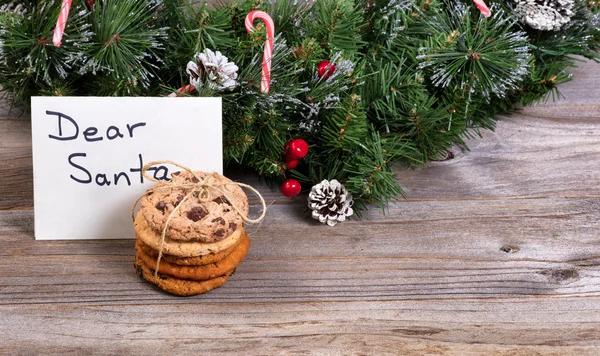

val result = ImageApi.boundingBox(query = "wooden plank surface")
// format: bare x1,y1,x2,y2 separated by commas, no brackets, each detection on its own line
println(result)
1,59,600,355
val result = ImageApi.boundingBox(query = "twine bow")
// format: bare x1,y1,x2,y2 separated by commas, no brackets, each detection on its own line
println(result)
132,161,267,281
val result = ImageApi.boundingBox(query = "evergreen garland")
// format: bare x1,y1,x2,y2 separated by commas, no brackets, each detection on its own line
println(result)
0,0,598,215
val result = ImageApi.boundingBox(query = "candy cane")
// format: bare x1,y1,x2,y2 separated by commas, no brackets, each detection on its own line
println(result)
473,0,491,18
245,11,275,94
53,0,72,47
167,84,197,97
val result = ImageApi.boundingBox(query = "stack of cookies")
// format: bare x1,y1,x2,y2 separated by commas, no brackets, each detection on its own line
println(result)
134,171,250,296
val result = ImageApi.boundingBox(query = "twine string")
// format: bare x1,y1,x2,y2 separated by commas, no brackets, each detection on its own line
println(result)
132,161,267,281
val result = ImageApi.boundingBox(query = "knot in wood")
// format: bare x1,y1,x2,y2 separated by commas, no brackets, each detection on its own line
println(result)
540,268,580,284
500,245,520,254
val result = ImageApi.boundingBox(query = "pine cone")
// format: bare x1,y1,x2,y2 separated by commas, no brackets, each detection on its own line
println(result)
513,0,574,31
0,2,27,16
186,48,239,91
308,180,354,226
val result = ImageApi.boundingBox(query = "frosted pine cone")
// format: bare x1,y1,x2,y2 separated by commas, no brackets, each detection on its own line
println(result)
0,2,27,16
308,180,354,226
513,0,574,31
186,48,238,91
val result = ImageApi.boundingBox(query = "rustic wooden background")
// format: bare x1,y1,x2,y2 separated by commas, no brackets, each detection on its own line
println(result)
1,59,599,355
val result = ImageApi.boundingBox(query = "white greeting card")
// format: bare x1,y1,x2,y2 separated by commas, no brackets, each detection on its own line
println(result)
31,97,222,240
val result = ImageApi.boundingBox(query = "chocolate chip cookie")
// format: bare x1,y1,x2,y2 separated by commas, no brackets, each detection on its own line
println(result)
135,233,250,280
135,257,232,296
135,239,239,266
134,211,244,257
140,171,249,243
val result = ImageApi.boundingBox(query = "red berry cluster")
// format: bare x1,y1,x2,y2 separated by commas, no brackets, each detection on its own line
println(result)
283,138,308,170
281,138,309,198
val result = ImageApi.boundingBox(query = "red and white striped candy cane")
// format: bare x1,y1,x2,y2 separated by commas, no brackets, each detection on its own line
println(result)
473,0,491,18
245,10,275,94
53,0,72,47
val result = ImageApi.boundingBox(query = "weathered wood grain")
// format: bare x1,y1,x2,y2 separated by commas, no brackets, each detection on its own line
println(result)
534,59,600,108
1,196,599,301
1,59,600,355
2,300,600,355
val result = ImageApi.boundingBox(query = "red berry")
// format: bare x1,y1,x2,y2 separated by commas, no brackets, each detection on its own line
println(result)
281,179,301,198
317,60,336,79
285,158,299,170
284,153,298,161
286,138,309,159
294,45,303,58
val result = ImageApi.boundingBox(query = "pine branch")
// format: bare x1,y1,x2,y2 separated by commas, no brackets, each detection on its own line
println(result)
0,0,90,103
80,0,168,95
417,3,532,101
343,128,405,210
306,0,367,56
1,0,599,216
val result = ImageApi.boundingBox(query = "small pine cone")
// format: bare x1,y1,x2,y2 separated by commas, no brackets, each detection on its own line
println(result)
308,179,354,227
186,48,239,91
0,2,27,16
513,0,575,31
